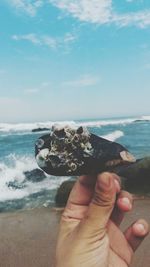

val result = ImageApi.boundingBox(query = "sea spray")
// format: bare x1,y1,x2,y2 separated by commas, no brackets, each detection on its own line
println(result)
0,116,150,211
0,154,69,202
0,116,149,133
102,130,124,142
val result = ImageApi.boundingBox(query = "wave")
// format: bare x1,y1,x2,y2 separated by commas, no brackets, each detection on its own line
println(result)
0,154,69,202
80,118,134,127
0,116,150,134
101,130,124,142
81,116,150,127
0,129,124,202
141,115,150,121
0,121,76,133
0,131,50,137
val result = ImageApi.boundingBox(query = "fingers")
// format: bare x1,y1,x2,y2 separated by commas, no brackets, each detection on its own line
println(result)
67,175,96,206
124,219,149,251
111,191,133,226
66,172,120,208
80,172,117,236
63,172,121,221
63,175,97,220
117,191,133,212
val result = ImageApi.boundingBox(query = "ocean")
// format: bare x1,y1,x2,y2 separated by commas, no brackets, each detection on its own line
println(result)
0,115,150,212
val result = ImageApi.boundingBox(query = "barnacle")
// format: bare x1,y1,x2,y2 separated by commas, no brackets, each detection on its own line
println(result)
35,125,136,176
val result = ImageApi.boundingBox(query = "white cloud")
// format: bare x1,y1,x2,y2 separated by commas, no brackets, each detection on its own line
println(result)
112,10,150,28
49,0,150,28
62,74,100,88
41,82,50,87
12,34,41,44
7,0,150,28
50,0,112,24
24,88,39,94
42,36,57,49
24,82,51,94
63,33,77,43
12,32,77,49
9,0,43,16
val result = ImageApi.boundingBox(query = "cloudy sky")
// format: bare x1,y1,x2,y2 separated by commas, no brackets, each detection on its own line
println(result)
0,0,150,122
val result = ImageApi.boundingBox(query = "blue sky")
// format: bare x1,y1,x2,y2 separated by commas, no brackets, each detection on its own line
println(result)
0,0,150,122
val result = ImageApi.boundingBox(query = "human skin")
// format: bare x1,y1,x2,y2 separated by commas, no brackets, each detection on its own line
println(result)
55,172,149,267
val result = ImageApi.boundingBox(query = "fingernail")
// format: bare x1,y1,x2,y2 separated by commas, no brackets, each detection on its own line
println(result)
135,223,146,234
121,197,131,208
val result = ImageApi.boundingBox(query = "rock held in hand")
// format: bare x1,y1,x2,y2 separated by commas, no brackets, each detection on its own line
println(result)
35,125,136,176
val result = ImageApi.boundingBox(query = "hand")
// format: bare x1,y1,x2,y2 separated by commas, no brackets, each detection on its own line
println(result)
55,172,149,267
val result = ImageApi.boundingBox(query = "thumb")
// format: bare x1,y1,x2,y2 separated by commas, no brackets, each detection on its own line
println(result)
80,172,117,237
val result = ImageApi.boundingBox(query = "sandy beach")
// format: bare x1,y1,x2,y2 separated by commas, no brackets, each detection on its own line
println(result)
0,199,149,267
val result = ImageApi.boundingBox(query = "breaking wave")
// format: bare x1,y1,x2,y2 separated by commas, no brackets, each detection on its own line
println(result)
0,154,69,202
0,116,150,211
0,115,149,133
141,115,150,120
0,129,124,203
0,121,76,133
102,130,124,142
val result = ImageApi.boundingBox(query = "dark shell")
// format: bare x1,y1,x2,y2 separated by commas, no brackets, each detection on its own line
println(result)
35,125,136,176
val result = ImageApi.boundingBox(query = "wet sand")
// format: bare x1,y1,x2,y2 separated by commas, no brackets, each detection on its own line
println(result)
0,199,149,267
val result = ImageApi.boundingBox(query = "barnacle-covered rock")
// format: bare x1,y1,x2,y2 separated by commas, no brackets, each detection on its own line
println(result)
55,157,150,206
35,125,136,176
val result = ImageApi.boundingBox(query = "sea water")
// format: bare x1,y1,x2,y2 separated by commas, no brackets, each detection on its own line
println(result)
0,115,150,212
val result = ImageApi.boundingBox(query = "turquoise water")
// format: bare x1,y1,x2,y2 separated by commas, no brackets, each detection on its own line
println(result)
0,115,150,212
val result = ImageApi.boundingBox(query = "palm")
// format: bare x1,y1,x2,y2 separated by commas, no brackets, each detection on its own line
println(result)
57,215,131,267
108,220,132,267
56,174,148,267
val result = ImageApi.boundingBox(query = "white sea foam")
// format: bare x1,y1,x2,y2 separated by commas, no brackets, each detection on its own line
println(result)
0,116,149,133
0,121,76,133
80,118,134,127
0,155,69,202
141,115,150,121
102,130,124,142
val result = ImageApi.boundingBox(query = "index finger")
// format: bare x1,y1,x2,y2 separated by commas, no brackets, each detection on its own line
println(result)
67,173,120,206
63,173,120,220
67,175,97,205
62,175,97,220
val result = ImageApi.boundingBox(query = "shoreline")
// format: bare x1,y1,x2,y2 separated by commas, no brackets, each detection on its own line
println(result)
0,199,149,267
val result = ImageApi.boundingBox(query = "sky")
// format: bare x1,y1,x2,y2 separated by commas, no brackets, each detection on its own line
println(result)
0,0,150,122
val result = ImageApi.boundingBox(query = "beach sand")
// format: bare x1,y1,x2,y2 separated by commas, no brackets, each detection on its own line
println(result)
0,199,149,267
